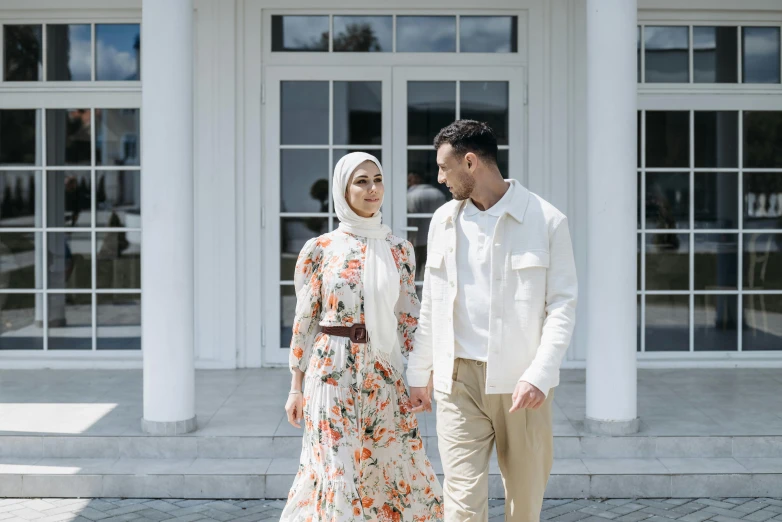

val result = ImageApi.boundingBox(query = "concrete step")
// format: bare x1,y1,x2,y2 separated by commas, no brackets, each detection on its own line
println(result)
1,457,782,499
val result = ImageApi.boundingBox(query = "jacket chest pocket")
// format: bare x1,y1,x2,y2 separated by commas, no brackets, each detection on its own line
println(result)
425,251,447,300
511,250,549,300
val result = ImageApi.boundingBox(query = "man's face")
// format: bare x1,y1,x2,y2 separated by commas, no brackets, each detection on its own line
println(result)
436,144,475,201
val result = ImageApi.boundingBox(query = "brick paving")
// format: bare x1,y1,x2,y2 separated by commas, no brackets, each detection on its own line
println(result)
1,498,782,522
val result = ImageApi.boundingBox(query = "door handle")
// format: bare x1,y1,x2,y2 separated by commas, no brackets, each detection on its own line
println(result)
400,226,419,232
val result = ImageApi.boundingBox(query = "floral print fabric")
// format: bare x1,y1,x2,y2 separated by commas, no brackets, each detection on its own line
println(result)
281,231,444,522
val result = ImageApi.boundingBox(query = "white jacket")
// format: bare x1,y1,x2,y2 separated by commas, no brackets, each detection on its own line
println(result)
407,180,578,397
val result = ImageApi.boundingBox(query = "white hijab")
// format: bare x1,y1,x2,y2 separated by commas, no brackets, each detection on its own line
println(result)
332,153,403,373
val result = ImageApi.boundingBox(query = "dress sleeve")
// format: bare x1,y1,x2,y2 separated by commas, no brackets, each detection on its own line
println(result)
394,240,421,357
289,237,323,373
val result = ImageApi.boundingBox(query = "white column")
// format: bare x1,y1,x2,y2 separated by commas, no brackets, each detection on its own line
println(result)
584,0,640,435
141,0,196,435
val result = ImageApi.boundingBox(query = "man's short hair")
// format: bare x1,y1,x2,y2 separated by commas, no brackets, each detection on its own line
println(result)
433,120,498,165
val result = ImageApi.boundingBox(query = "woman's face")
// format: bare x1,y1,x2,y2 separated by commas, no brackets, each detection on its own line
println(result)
346,160,384,218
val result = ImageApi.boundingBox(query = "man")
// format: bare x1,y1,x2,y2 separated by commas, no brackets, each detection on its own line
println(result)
407,171,447,279
408,120,578,521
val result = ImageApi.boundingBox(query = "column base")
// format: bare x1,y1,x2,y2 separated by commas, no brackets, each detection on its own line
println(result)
141,416,197,435
584,416,640,435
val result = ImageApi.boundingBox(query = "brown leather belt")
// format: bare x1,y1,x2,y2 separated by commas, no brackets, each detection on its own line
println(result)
321,324,369,343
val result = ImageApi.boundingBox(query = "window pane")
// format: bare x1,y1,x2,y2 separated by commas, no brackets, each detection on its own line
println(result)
0,294,42,350
645,295,689,351
461,82,509,145
694,172,738,229
742,27,781,84
744,112,782,168
271,16,328,52
743,294,782,351
497,149,509,180
744,173,782,229
281,81,328,145
0,171,41,227
646,111,689,168
3,25,42,81
645,26,689,83
0,232,42,289
694,294,738,351
694,233,738,290
408,150,450,203
0,109,40,166
47,171,91,228
96,170,141,227
47,25,91,81
97,231,140,289
333,16,391,52
744,233,782,290
694,111,738,168
281,285,295,348
47,232,91,290
333,149,381,169
693,27,738,83
47,293,91,350
646,172,689,230
46,109,91,166
646,233,689,290
397,16,456,53
96,109,140,166
408,82,456,146
281,149,329,214
333,82,382,146
281,218,327,281
97,293,140,350
460,16,517,53
407,167,448,281
95,24,140,81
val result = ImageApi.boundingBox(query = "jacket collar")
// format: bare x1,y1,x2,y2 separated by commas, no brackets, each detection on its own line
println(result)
441,179,530,224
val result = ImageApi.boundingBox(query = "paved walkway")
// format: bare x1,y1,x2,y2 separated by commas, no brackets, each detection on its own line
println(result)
2,498,782,522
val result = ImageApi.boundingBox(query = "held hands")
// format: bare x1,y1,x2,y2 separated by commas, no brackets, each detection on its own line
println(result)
509,380,545,413
409,373,434,413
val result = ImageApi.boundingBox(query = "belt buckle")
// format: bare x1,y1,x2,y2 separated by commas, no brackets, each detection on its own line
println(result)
350,324,368,343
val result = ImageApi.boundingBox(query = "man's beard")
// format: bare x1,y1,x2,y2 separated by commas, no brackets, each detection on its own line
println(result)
451,174,475,201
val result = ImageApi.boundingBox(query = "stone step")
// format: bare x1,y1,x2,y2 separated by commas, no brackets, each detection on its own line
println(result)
1,457,782,499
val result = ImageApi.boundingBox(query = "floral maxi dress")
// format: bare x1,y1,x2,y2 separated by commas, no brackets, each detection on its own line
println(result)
281,230,444,522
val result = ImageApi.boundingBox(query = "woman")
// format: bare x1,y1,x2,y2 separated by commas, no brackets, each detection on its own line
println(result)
281,152,444,522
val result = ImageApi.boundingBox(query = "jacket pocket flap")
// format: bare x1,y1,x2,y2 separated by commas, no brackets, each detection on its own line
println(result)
425,251,445,269
512,250,550,270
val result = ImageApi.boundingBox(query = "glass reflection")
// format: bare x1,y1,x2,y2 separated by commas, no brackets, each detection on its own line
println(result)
693,27,738,83
408,82,456,146
743,294,782,351
47,25,91,81
0,294,42,350
461,82,509,145
645,295,689,351
694,233,738,290
408,150,448,199
646,233,689,291
645,26,689,83
407,169,447,280
645,172,688,230
694,172,738,229
281,218,327,280
333,82,382,145
744,112,782,168
0,110,40,166
281,285,296,348
46,109,91,166
47,232,91,289
460,16,517,53
497,150,509,180
281,149,329,214
47,293,91,350
646,111,689,168
694,295,738,351
744,173,782,229
97,293,140,350
96,109,140,166
95,24,140,81
4,25,42,81
0,171,41,228
744,233,782,290
694,111,738,168
96,170,141,227
281,81,329,145
742,27,781,84
397,17,456,53
271,16,329,52
0,232,42,290
333,16,391,52
97,231,140,289
47,171,90,228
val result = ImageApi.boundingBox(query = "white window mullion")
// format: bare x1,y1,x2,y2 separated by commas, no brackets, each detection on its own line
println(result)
688,25,694,84
689,110,695,352
91,108,97,351
738,110,744,352
41,23,47,82
41,107,48,351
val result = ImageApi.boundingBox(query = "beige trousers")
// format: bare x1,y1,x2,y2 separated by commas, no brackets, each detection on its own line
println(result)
435,358,554,522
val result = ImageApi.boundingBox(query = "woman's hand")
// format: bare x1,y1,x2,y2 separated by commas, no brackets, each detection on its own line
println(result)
285,391,304,428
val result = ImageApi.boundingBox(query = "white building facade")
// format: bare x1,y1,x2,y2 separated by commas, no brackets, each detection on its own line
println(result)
0,0,780,433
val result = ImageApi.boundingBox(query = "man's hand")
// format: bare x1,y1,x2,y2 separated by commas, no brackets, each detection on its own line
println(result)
509,380,545,413
409,373,434,413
